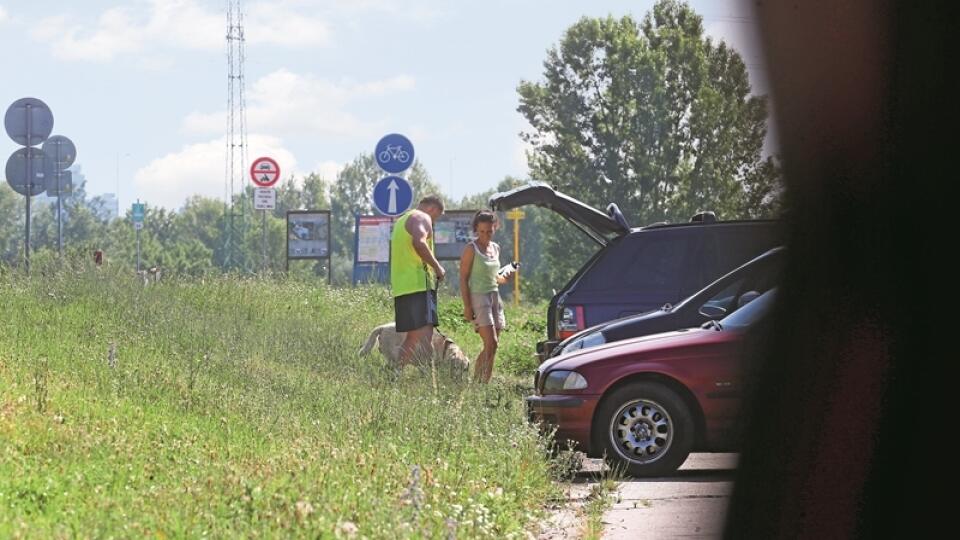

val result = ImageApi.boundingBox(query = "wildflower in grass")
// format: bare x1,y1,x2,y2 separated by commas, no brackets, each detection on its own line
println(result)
337,520,358,537
294,500,314,522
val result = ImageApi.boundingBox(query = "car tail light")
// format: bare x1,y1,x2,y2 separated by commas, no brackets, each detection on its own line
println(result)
557,305,585,339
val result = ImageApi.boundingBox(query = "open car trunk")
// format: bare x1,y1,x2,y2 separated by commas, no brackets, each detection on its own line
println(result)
488,183,630,246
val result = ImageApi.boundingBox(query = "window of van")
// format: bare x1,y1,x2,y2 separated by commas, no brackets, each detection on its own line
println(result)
713,226,780,273
577,233,692,293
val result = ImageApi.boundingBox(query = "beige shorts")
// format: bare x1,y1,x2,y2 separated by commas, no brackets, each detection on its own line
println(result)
471,291,506,330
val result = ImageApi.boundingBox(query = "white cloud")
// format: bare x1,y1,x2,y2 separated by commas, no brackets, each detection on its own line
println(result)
314,160,345,182
327,0,445,25
32,0,330,62
0,6,9,24
247,3,331,47
513,138,531,175
183,69,416,138
133,134,297,210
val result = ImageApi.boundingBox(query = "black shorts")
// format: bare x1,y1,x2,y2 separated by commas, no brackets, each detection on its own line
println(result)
394,290,439,332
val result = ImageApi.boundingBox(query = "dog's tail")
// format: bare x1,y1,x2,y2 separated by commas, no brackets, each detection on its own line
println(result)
358,326,382,356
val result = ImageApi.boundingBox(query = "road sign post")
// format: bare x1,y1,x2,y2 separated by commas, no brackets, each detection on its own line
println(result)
132,202,145,272
42,135,77,257
253,188,277,271
250,158,280,272
5,97,58,274
506,209,525,306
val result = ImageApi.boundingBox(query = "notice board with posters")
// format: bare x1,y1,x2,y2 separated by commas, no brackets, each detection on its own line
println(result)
286,210,332,281
353,215,394,285
433,210,477,260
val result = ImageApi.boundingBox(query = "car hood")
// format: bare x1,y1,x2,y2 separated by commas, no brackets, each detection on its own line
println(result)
541,326,735,373
488,183,629,245
553,308,667,351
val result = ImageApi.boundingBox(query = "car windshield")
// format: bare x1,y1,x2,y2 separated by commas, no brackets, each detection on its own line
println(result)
720,289,777,329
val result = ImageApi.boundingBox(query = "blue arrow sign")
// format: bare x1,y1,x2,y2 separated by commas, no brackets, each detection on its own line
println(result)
372,176,413,217
375,133,414,174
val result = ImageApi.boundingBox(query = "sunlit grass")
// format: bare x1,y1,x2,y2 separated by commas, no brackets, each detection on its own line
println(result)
0,262,557,538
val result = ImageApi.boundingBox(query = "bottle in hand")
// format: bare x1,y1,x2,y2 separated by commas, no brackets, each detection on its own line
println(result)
498,261,520,278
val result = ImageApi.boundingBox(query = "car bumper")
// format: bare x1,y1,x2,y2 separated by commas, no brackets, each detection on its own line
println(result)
526,394,600,454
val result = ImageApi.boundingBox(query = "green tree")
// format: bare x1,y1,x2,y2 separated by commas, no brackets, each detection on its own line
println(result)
0,185,25,263
516,0,781,296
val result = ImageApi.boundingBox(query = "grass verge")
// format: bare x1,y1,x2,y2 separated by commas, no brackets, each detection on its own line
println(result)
0,265,559,538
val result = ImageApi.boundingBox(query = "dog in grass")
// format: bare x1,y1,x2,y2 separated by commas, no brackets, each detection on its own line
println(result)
359,323,470,379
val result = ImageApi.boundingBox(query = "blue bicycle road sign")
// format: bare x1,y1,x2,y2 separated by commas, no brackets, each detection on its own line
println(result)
372,175,413,217
375,133,414,174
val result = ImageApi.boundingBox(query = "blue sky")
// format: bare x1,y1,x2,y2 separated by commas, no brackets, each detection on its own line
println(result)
1,0,769,211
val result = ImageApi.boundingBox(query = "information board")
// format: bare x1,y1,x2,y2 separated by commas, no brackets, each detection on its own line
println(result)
286,211,331,259
433,210,477,260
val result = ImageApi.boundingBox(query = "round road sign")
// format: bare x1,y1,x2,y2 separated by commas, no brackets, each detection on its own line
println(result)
375,133,415,174
372,175,414,217
5,98,54,146
250,156,280,187
5,147,53,196
45,170,73,197
42,135,77,170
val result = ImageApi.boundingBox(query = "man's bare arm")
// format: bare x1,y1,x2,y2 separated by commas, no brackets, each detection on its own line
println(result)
406,212,444,278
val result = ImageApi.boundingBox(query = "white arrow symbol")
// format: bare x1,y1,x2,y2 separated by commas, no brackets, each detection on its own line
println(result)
387,179,399,213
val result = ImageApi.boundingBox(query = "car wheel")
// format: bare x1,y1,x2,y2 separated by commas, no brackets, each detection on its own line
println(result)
597,382,694,477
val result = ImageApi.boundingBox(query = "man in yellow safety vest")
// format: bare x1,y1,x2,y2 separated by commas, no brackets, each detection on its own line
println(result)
391,195,446,368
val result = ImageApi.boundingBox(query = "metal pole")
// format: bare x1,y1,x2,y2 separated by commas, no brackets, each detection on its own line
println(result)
56,142,63,257
136,227,141,273
261,209,267,272
136,199,141,272
513,215,520,307
24,104,32,275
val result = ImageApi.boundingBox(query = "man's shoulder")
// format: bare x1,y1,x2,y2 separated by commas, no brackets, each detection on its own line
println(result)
405,210,430,226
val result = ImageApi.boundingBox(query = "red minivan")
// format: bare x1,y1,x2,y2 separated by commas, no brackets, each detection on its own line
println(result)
526,289,776,477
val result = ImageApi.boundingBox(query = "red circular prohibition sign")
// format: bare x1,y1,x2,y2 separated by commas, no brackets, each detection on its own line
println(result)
250,156,281,187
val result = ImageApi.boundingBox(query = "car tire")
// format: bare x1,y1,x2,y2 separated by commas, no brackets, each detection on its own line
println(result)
596,382,694,477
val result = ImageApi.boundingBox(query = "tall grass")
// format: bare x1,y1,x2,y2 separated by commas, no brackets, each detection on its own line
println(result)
0,262,557,538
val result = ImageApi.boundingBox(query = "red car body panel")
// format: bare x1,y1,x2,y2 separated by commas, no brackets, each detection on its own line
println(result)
528,327,750,457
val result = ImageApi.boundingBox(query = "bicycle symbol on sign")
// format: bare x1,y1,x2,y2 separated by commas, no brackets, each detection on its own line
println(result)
378,144,410,164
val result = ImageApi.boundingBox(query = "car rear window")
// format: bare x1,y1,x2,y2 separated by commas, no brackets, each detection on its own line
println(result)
711,225,781,272
577,231,692,292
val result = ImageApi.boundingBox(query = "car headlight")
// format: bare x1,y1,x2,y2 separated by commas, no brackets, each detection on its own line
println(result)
542,370,589,393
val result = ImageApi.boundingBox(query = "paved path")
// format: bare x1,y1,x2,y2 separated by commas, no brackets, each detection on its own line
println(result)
602,453,738,539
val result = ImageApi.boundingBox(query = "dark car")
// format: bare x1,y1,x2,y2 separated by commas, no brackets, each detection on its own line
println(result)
550,246,784,358
488,184,780,361
526,288,776,477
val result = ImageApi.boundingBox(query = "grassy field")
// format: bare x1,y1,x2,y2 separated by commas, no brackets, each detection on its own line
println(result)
0,262,561,538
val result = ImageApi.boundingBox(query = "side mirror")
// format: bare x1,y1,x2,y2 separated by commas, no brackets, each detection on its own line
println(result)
699,304,727,319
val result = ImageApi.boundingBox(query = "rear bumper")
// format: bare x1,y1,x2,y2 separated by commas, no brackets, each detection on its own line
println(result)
526,394,600,454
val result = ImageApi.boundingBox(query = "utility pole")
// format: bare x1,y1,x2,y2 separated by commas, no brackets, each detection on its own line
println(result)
506,209,525,306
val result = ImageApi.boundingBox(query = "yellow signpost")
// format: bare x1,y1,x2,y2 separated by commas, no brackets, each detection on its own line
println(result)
505,209,525,306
